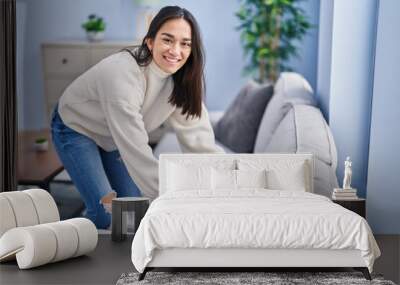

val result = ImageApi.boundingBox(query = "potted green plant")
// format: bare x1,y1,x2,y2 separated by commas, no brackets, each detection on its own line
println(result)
34,137,48,152
82,14,106,42
236,0,313,83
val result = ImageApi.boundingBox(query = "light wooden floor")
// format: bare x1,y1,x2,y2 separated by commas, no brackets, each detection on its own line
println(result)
0,234,398,285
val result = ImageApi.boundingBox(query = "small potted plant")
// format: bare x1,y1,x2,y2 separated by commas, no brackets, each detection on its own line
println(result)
82,14,106,42
34,137,49,152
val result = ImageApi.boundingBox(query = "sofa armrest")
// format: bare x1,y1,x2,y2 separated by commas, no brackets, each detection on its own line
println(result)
208,110,225,129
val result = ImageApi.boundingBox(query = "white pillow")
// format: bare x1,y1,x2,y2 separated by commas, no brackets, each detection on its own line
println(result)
211,169,268,190
212,168,236,190
167,162,212,191
236,169,268,188
269,163,308,191
237,159,310,192
253,72,316,152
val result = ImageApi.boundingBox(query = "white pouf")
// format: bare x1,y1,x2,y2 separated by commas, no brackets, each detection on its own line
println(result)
0,189,97,269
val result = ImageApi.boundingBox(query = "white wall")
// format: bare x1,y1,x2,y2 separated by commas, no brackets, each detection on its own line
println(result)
366,0,400,234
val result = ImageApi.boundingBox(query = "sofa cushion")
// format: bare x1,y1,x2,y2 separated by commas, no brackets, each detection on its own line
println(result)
314,158,339,197
294,105,336,166
264,104,338,197
266,105,335,166
214,80,273,153
254,72,316,153
263,108,297,153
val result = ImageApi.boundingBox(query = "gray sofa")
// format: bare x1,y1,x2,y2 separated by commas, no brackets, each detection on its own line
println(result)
153,72,339,197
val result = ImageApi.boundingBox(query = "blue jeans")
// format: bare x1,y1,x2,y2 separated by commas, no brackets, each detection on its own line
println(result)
51,106,141,229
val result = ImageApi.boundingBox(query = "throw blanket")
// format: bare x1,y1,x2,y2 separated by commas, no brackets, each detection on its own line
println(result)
131,190,380,272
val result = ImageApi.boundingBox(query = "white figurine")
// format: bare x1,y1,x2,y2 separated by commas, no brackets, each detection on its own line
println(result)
343,156,352,189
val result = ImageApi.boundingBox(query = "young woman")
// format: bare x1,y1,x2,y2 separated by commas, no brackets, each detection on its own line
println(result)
51,6,223,229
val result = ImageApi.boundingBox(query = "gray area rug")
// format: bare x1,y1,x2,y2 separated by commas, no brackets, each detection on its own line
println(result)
116,271,396,285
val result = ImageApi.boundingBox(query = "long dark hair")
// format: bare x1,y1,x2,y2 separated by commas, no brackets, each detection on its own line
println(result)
125,6,205,119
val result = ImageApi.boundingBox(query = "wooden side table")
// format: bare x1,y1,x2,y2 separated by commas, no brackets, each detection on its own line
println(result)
18,129,64,191
111,197,150,242
332,198,366,218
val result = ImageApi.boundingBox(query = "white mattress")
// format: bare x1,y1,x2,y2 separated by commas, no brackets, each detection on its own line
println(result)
131,190,380,273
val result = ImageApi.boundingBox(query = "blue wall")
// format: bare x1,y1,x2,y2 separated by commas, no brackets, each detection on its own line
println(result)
17,0,319,130
315,0,333,120
17,0,138,130
317,0,399,234
366,0,400,234
162,0,247,110
316,1,378,199
285,0,320,92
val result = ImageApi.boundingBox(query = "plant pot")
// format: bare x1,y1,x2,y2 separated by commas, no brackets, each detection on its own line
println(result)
34,140,49,152
86,31,104,42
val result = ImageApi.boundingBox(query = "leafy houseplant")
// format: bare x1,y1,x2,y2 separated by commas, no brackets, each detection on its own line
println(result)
82,14,106,42
236,0,313,83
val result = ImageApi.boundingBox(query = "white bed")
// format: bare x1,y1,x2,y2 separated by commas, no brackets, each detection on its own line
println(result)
131,154,380,280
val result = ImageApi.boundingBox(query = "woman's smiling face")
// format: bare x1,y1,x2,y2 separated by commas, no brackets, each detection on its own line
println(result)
146,18,192,74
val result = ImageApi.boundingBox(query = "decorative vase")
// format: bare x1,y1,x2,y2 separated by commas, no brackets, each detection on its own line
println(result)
33,140,48,152
86,31,104,42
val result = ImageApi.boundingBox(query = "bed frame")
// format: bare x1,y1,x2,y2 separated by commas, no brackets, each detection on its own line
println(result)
138,154,371,281
140,248,371,280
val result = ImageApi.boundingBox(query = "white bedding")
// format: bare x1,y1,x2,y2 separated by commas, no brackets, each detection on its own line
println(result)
131,190,380,273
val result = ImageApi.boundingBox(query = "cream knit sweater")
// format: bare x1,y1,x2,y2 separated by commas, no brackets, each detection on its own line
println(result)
58,51,223,199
